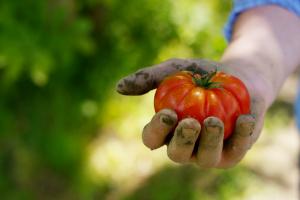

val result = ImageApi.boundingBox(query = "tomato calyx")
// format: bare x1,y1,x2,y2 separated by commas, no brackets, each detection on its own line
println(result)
191,69,222,89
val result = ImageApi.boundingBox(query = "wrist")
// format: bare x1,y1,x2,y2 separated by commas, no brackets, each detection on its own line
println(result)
220,5,300,111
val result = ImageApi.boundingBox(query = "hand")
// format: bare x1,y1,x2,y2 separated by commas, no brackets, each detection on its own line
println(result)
116,58,267,168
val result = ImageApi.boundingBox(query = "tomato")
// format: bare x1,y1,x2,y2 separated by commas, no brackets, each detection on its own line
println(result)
154,70,250,139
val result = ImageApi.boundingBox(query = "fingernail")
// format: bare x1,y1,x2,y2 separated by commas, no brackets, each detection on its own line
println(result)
160,115,175,126
182,128,198,137
238,122,255,137
176,127,198,146
205,125,223,134
205,120,223,134
204,117,223,128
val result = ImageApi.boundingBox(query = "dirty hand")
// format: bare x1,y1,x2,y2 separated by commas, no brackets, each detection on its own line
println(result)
116,58,267,168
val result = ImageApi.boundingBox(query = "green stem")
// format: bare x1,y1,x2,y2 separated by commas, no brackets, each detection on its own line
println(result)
191,70,221,89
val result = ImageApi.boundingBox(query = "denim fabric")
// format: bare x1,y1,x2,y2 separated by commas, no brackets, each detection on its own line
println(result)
295,83,300,130
224,0,300,42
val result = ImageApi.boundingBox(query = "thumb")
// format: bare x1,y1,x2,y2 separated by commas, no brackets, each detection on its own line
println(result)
116,58,223,95
116,59,188,95
116,67,155,95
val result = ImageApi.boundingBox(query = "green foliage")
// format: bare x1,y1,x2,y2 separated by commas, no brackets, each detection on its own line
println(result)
125,166,254,200
264,100,294,132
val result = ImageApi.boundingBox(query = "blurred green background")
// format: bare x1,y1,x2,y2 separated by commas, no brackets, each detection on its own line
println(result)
0,0,298,200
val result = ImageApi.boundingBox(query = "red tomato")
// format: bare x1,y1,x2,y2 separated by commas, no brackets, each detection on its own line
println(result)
154,70,250,139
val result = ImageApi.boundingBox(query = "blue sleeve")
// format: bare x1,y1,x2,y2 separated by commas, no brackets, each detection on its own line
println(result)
295,85,300,130
224,0,300,42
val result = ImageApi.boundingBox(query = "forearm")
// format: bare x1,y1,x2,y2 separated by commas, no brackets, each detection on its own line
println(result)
221,5,300,108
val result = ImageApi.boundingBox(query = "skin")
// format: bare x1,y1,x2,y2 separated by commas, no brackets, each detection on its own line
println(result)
116,5,300,168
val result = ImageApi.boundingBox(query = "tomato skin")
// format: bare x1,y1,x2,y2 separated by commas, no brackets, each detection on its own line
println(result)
154,71,250,140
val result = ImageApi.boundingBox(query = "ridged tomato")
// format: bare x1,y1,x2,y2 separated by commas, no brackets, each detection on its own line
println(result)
154,70,250,139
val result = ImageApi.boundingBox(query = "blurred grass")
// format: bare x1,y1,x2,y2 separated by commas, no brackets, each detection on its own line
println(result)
0,0,298,199
124,166,256,200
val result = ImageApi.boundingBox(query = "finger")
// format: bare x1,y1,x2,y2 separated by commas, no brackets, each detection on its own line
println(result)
116,59,186,95
142,109,178,150
249,97,265,143
116,66,155,95
116,59,226,95
167,118,201,163
218,114,255,168
196,117,224,168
